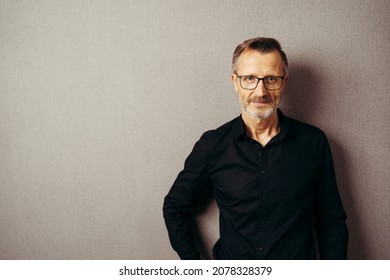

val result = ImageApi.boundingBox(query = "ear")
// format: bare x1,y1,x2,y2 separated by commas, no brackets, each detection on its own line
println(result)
284,76,289,86
280,76,289,93
231,73,239,93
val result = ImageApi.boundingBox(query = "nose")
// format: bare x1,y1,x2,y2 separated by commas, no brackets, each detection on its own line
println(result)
254,80,267,96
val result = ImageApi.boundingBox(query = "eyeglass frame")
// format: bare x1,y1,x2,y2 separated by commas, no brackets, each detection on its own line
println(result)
234,74,286,90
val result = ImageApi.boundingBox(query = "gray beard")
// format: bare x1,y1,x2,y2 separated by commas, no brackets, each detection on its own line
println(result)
243,105,275,120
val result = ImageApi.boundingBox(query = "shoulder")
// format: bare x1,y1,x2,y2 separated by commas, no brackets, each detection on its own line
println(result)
197,116,242,149
284,114,327,140
282,114,330,154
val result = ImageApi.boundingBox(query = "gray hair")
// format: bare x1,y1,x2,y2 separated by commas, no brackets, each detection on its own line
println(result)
232,37,289,76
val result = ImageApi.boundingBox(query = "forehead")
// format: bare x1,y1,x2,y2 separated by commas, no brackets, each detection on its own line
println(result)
236,50,284,74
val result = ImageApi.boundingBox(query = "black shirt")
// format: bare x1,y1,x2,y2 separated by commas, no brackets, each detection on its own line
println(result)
163,110,348,260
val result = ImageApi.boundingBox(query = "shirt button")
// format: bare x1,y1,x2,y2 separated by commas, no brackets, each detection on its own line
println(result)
260,196,266,201
261,170,266,175
257,247,263,251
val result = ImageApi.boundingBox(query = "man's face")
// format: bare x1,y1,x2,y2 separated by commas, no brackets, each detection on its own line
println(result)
231,50,288,120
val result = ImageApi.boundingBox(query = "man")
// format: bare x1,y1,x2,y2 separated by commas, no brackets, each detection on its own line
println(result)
163,37,348,260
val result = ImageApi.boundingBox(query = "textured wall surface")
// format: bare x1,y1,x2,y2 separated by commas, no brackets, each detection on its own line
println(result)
0,0,389,259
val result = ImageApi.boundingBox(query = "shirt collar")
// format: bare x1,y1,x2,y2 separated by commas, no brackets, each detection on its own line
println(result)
277,109,292,140
234,116,247,140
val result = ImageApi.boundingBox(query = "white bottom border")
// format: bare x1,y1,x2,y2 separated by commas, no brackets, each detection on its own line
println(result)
0,260,388,280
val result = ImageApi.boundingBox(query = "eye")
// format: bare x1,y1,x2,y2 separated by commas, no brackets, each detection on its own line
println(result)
242,76,257,83
265,76,278,83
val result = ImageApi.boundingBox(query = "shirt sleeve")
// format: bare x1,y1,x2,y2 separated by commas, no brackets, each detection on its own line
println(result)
315,134,349,259
163,134,210,260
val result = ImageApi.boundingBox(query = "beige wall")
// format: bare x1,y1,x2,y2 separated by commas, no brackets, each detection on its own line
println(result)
0,0,389,259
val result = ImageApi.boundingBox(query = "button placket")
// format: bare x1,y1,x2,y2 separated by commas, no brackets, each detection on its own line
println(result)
257,143,269,258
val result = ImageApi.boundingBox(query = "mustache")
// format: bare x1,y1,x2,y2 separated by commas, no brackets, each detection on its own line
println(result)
248,96,271,103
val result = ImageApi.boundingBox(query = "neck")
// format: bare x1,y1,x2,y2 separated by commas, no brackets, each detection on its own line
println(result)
242,110,280,146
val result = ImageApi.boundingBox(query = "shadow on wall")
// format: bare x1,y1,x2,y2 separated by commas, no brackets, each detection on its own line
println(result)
282,64,324,124
189,64,367,260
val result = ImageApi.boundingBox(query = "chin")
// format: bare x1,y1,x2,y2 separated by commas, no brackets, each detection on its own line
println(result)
246,107,275,120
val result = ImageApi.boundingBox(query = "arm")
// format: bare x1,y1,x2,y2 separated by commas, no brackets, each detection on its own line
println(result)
315,135,349,259
316,137,348,260
163,136,209,260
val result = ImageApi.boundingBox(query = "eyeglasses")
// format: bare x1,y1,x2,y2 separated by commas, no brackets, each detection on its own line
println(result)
235,74,285,90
